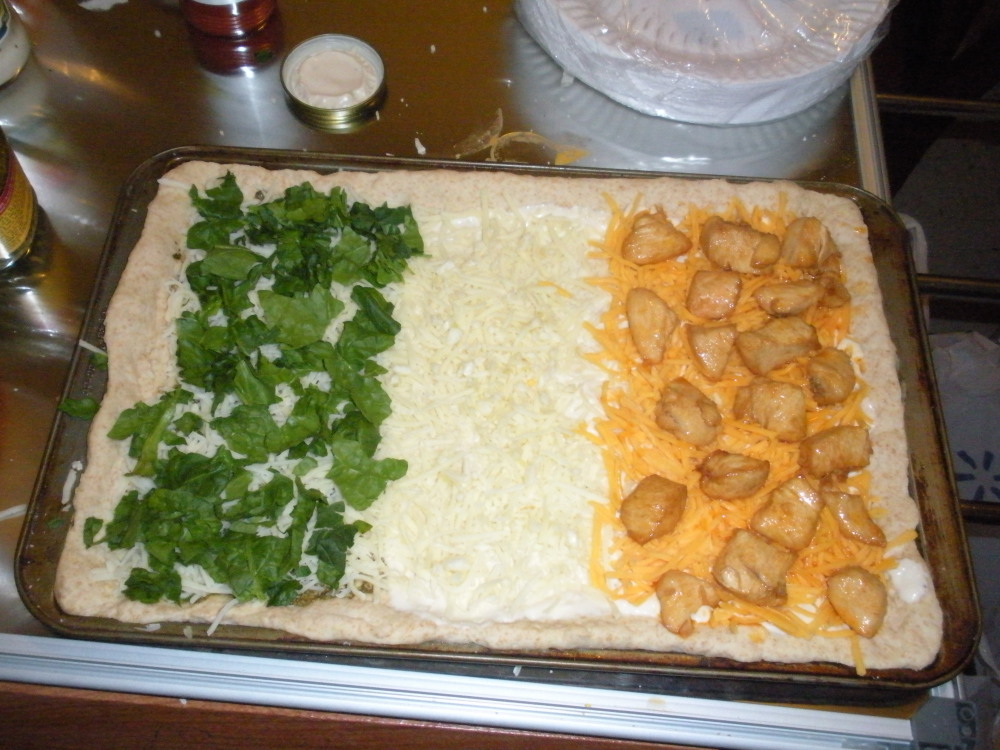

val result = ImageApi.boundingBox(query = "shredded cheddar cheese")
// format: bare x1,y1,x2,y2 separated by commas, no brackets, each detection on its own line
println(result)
588,196,895,672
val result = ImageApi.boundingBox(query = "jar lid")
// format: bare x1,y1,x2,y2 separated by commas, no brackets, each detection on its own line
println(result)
280,34,386,131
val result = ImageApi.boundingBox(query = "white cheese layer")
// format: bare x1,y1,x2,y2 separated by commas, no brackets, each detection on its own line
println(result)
346,201,614,624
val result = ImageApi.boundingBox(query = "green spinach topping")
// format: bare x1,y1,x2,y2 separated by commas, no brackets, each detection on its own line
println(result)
85,172,423,607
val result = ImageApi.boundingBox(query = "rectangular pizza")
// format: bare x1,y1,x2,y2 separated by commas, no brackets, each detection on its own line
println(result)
54,160,943,673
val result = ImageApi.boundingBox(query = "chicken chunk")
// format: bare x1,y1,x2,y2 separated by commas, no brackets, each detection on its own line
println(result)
712,529,796,606
655,570,720,637
654,378,722,447
749,477,823,551
807,347,856,405
735,317,820,375
700,216,781,275
816,271,851,308
686,323,737,381
827,566,887,638
626,287,678,364
622,208,692,265
753,280,824,317
619,474,688,545
780,216,839,270
698,450,770,500
733,377,808,442
686,270,742,320
822,489,886,546
799,425,872,479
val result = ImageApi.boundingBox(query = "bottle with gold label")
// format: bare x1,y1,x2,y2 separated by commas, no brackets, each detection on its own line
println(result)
0,128,37,270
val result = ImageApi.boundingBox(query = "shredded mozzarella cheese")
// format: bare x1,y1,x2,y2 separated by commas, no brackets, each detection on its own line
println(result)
345,203,615,623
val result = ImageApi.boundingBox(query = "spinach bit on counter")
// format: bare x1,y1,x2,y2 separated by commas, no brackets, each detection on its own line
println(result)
58,396,100,420
84,171,422,606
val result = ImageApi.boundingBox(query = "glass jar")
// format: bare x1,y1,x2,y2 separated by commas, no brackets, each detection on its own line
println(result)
0,0,31,87
179,0,277,39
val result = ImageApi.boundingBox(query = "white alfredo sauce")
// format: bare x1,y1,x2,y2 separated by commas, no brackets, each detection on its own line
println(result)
288,47,380,109
887,558,932,603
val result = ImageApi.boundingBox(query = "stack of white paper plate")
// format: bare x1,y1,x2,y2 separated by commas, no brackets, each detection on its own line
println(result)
516,0,892,125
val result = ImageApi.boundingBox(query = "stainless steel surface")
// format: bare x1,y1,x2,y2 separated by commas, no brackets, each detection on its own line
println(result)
0,0,899,732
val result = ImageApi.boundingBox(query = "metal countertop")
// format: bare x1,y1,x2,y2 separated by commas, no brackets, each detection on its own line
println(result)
0,1,906,746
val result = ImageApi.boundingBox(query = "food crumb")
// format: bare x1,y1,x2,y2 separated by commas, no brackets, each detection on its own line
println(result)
430,44,436,54
415,137,426,155
78,0,128,10
512,665,522,676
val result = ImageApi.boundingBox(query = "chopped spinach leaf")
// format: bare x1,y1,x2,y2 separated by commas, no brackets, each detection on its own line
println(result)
233,359,277,406
124,566,183,604
91,171,423,607
258,285,344,348
200,247,263,280
307,501,371,589
82,517,104,547
329,439,408,510
107,389,183,477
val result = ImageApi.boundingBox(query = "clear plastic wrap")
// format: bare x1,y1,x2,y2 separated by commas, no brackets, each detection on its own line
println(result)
516,0,893,125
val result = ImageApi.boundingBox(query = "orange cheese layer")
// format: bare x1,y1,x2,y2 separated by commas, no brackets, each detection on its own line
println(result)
587,196,895,643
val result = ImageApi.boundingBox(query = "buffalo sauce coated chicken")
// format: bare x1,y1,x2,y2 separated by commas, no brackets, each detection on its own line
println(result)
753,279,824,317
712,529,796,607
625,287,678,364
822,487,886,547
807,347,857,406
827,566,888,638
700,216,781,274
686,323,738,381
800,425,872,479
735,317,820,376
655,571,720,636
781,216,839,268
621,207,692,265
654,378,722,447
619,474,687,545
611,205,889,641
749,477,824,552
733,377,808,442
687,270,742,320
698,450,770,500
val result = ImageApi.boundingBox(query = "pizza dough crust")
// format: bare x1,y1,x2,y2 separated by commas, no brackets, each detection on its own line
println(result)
55,161,943,671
